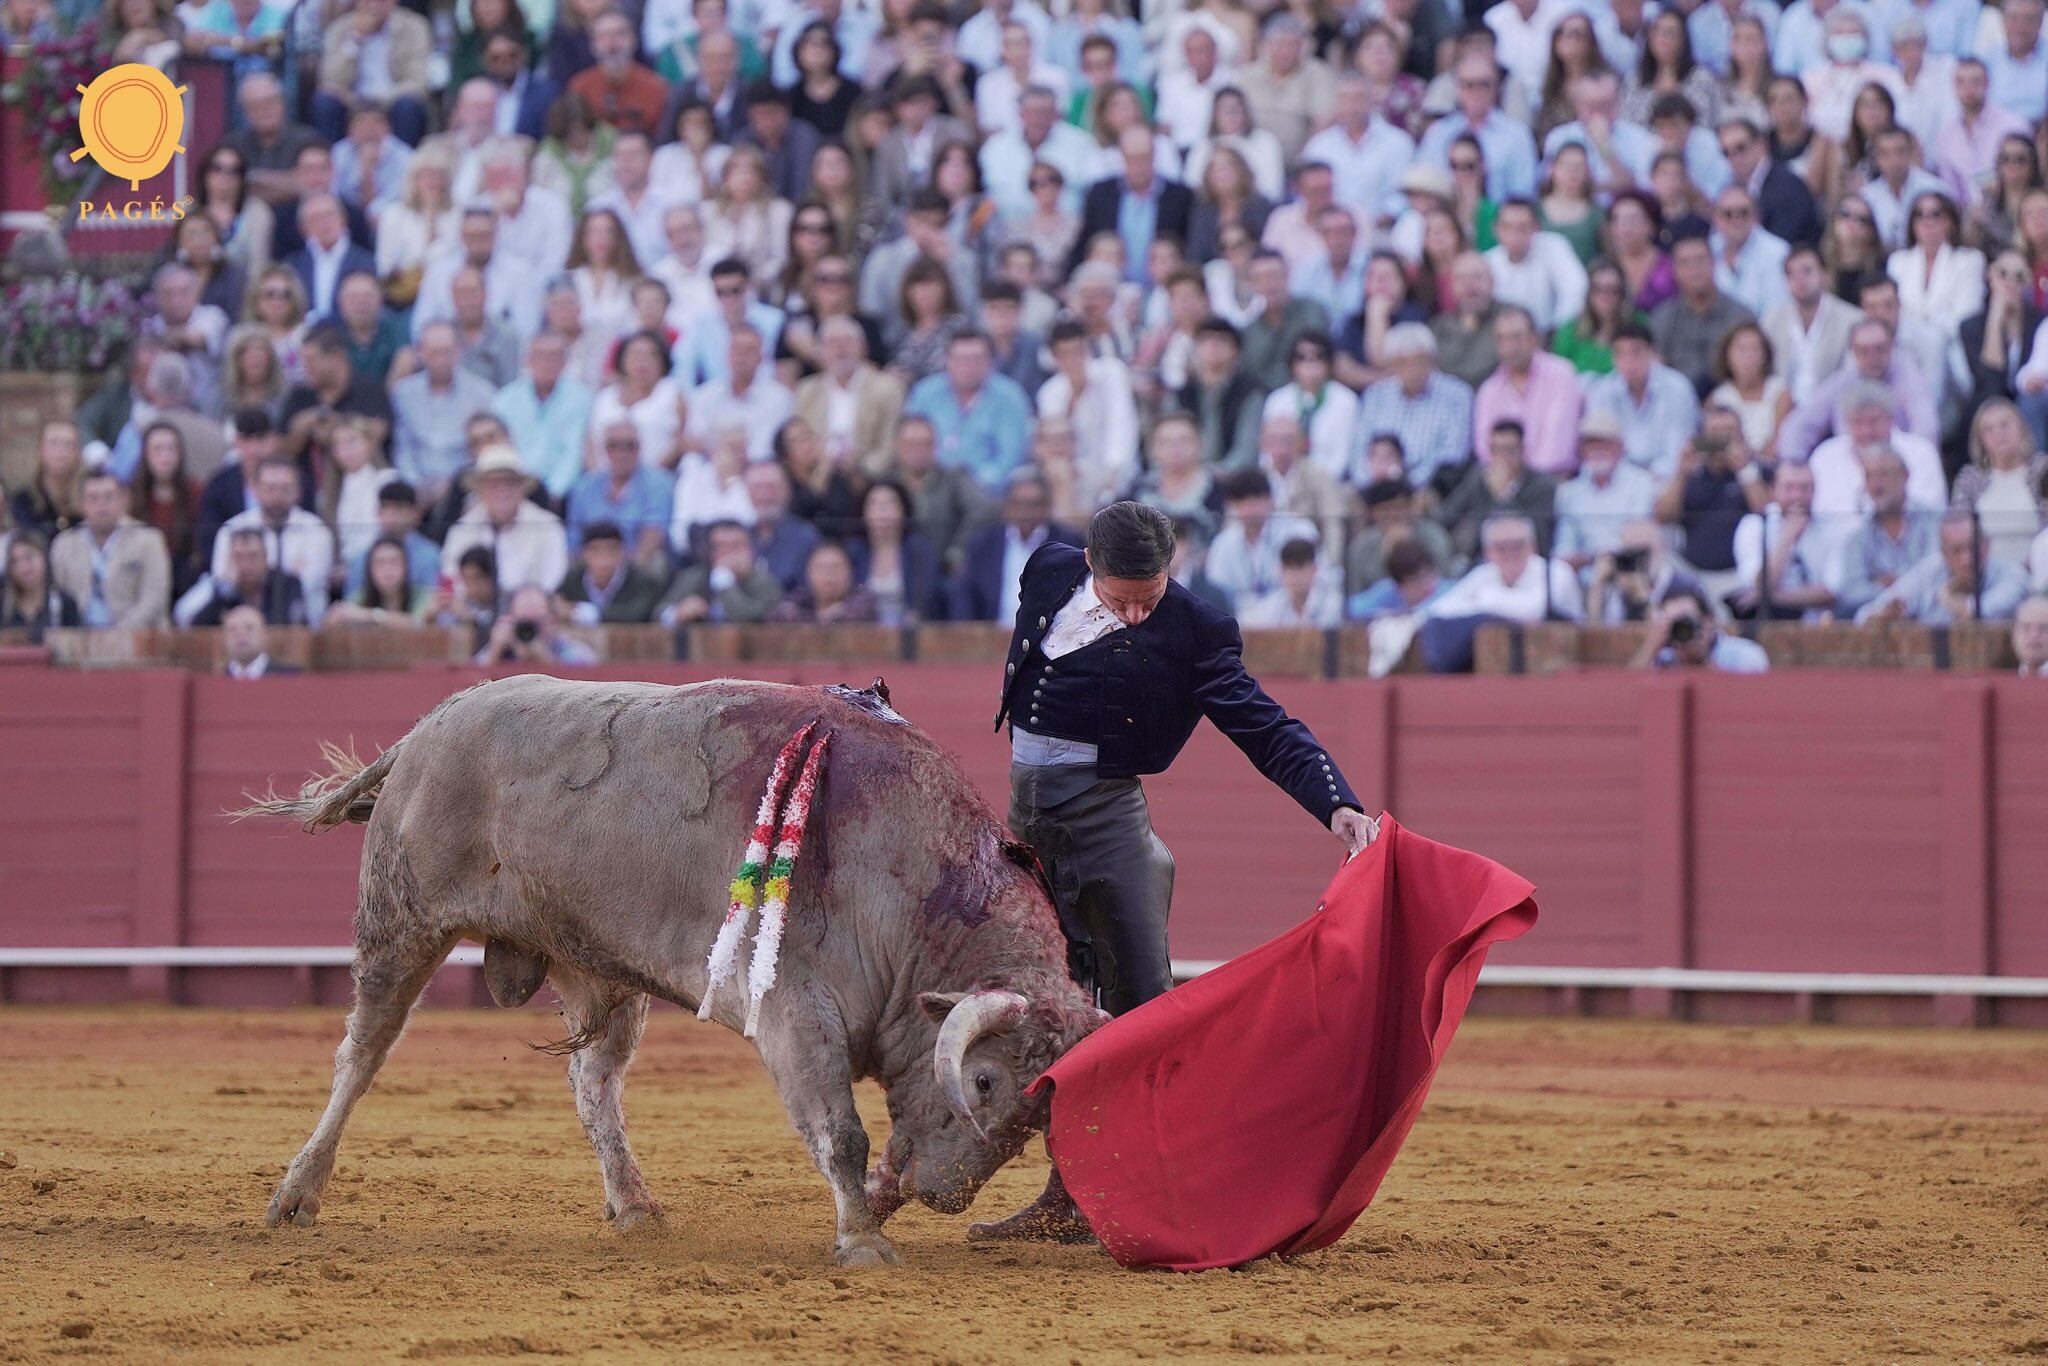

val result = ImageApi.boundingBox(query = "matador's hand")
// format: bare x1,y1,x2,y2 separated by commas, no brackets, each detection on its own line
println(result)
1330,808,1378,857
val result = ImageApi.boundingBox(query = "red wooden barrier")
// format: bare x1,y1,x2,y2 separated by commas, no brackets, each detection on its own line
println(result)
2,667,2045,1021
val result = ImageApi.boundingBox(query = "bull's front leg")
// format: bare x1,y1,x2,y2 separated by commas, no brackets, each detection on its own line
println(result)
753,995,899,1268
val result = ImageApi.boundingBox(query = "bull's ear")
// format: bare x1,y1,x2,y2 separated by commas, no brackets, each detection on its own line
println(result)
918,991,964,1023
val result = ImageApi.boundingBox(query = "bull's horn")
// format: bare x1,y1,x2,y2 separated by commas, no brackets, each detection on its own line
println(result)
931,990,1028,1137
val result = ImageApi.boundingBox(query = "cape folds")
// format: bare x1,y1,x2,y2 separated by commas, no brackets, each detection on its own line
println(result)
1030,814,1538,1271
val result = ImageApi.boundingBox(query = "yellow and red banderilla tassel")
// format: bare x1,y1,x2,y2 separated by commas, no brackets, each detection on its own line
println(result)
700,721,833,1038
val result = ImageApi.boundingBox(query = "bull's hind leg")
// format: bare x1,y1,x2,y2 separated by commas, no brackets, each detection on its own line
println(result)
753,996,898,1268
552,973,662,1230
267,928,455,1227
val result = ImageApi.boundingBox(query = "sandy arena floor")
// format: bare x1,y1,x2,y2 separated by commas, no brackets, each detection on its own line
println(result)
1,1006,2044,1363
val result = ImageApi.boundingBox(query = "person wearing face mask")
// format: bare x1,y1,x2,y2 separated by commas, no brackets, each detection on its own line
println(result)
1800,10,1907,140
1554,410,1660,574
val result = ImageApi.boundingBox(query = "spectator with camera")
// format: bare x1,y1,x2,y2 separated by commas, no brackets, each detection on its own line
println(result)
477,583,598,665
1654,405,1772,598
1629,585,1771,672
1587,520,1708,624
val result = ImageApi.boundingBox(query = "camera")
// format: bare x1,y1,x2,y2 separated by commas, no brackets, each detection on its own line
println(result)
513,620,540,644
1667,616,1699,645
1613,548,1649,574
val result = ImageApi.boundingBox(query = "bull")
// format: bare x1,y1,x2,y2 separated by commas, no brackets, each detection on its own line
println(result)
244,674,1103,1266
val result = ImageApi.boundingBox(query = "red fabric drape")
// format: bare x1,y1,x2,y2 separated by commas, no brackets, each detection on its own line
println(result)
1030,813,1538,1271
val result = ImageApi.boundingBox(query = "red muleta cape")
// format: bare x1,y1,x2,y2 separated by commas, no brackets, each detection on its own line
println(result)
1028,813,1538,1271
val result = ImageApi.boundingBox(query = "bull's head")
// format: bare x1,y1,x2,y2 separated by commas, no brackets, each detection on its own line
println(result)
870,988,1101,1217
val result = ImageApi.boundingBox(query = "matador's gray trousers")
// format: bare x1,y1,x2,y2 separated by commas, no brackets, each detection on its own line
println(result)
1007,762,1177,1016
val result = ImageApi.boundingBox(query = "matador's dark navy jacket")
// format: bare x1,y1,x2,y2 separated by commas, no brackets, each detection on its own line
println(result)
993,542,1363,826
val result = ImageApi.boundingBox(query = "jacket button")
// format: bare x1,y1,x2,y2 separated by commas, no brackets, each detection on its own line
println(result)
1037,616,1048,628
1020,639,1031,653
1006,663,1015,675
1033,688,1043,697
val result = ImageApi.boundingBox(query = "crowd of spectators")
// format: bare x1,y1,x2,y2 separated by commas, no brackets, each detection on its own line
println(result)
6,0,2048,673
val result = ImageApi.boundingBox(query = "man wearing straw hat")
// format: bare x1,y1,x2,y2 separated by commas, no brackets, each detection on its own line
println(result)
439,444,569,600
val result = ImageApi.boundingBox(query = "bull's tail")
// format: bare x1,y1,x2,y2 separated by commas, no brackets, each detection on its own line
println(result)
234,740,401,832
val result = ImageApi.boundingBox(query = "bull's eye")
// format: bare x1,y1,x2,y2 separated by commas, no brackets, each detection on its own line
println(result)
974,1073,993,1097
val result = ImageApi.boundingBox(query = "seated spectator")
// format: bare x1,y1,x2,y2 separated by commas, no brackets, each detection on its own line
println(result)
1484,199,1589,335
1555,411,1660,573
285,190,376,321
1168,318,1266,470
2015,595,2048,675
745,462,823,589
905,330,1035,494
312,0,431,145
556,522,665,624
1346,479,1457,589
1417,512,1583,671
952,475,1081,622
659,518,784,625
893,414,994,572
1656,406,1771,593
1472,306,1585,475
440,447,570,596
1630,585,1771,671
1951,400,2048,570
1237,250,1330,390
1202,467,1319,613
344,482,439,596
105,352,228,486
205,457,335,622
184,526,310,627
319,417,397,574
793,317,905,482
0,534,81,638
1584,322,1702,478
1857,125,1948,250
138,262,229,416
573,420,679,570
1807,382,1948,516
1586,520,1707,624
1438,420,1561,561
1037,320,1140,499
1354,323,1475,492
1262,332,1357,483
1887,189,1986,338
50,472,172,629
1859,512,2030,623
1550,260,1638,378
685,323,796,462
1776,316,1940,459
280,325,395,500
221,604,298,679
569,11,670,137
1649,233,1757,394
1239,535,1343,627
477,583,599,665
1960,252,2047,426
1708,184,1791,317
1254,412,1349,557
1705,321,1790,457
1133,412,1221,540
1429,251,1504,389
845,480,943,626
770,540,881,623
1731,461,1842,620
1831,448,1942,617
225,71,324,207
392,321,499,502
10,419,86,541
492,332,599,505
1347,537,1452,621
332,271,407,385
327,536,431,626
1761,244,1862,406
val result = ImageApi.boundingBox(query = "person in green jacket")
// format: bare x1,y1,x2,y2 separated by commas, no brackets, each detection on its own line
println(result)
1550,259,1645,376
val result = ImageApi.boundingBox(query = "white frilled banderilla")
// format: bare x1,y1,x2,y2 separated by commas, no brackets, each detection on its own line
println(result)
698,721,833,1038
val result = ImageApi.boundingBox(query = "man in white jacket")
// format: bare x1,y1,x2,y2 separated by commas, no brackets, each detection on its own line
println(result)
1483,199,1588,335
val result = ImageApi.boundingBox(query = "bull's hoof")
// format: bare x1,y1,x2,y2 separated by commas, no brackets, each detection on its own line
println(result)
967,1199,1095,1245
609,1203,666,1233
265,1187,319,1229
834,1231,900,1267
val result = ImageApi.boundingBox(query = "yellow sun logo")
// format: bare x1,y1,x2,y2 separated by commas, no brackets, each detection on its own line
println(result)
72,63,188,192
